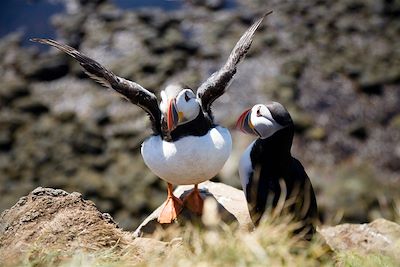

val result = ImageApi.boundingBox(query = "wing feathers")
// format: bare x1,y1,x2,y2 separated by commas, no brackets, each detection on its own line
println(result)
196,11,272,114
30,38,161,133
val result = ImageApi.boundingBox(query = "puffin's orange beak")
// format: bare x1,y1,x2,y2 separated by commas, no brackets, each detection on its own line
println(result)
167,99,179,132
236,108,258,136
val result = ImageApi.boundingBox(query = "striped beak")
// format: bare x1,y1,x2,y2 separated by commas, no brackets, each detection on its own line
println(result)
236,108,260,137
167,99,179,132
167,98,184,132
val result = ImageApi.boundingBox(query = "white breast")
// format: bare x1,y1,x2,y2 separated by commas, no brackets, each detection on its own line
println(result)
238,140,256,197
141,126,232,185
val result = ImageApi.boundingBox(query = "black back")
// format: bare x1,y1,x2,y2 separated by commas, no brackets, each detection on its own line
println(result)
246,125,318,238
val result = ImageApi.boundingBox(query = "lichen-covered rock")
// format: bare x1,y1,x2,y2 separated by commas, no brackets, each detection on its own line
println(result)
318,219,400,261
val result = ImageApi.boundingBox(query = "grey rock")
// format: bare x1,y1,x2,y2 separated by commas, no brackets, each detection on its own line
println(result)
0,129,12,151
20,54,70,81
31,186,69,197
13,98,49,116
0,79,29,104
134,181,253,237
319,219,400,261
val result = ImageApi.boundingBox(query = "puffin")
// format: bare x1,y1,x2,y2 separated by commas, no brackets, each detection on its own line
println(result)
236,102,318,237
30,11,272,224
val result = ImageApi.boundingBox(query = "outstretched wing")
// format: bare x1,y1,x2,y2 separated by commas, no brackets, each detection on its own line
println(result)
30,38,162,133
196,11,272,115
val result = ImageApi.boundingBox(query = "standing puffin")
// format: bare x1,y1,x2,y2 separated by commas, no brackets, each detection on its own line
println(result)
236,102,318,236
31,11,272,224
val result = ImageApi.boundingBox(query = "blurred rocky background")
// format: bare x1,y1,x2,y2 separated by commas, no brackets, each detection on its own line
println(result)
0,0,399,230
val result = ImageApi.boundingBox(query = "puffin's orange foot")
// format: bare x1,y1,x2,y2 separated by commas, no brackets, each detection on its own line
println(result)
158,195,183,224
183,186,204,215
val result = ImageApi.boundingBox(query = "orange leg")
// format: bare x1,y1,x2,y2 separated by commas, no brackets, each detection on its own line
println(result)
158,183,183,224
183,184,204,215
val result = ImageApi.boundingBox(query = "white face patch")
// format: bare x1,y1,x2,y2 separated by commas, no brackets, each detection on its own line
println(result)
159,86,200,125
175,89,200,124
250,104,284,139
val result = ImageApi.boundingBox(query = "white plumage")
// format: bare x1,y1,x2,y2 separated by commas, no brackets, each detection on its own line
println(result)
141,126,232,185
238,140,255,197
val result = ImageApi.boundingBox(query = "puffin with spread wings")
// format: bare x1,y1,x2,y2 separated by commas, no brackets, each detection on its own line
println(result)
31,11,271,224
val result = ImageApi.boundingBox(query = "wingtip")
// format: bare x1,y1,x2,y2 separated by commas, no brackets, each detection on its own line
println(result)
258,10,273,23
252,10,273,28
264,10,273,17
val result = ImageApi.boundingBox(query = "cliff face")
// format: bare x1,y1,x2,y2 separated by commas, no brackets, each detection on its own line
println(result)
0,0,399,230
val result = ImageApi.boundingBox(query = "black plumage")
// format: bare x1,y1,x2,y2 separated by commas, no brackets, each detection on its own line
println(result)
161,110,213,142
241,103,318,238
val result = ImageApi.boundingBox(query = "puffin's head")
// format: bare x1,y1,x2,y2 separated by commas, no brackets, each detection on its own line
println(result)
236,102,292,139
160,84,200,132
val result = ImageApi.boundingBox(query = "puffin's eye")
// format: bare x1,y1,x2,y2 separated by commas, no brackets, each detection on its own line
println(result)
256,107,262,117
184,92,190,102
